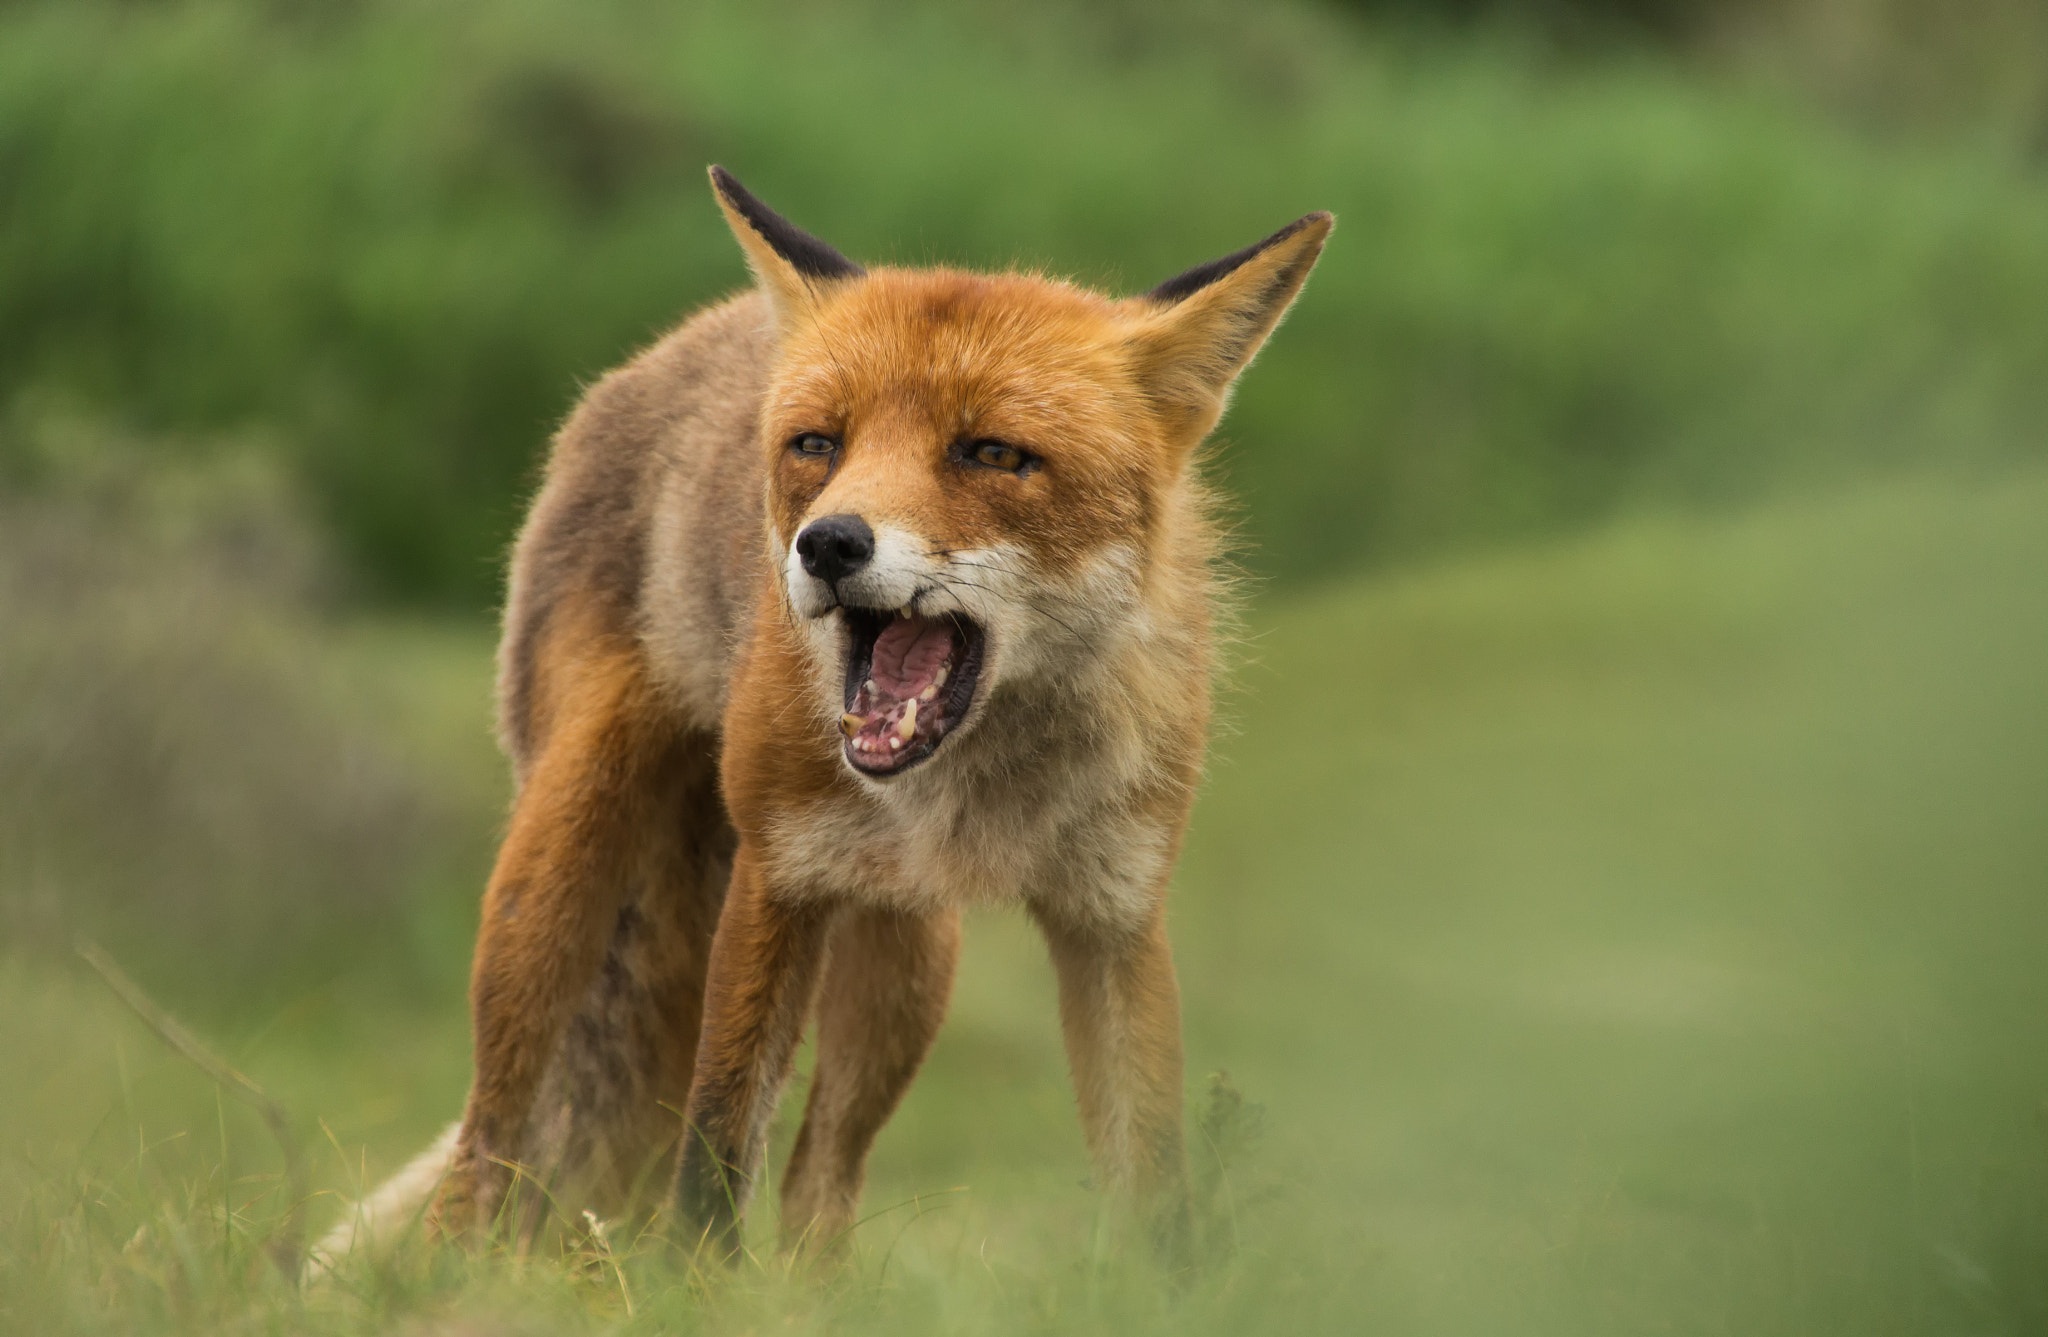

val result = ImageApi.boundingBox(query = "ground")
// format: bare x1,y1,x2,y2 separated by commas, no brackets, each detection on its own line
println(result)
6,469,2046,1336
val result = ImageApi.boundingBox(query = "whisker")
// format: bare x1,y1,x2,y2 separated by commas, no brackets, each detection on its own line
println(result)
930,560,1096,610
920,550,1090,592
926,573,1084,639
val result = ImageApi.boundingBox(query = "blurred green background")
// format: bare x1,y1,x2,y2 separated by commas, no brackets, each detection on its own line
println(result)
4,1,2046,1333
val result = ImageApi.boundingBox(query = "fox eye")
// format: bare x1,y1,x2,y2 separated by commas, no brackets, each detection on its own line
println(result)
791,433,838,457
969,439,1028,472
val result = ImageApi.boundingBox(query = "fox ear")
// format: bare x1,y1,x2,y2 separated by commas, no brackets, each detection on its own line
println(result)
709,166,864,329
1128,211,1333,438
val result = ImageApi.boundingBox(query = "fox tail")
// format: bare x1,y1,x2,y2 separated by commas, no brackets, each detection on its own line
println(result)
303,1120,460,1283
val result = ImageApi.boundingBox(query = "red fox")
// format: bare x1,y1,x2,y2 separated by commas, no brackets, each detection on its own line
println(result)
313,167,1329,1271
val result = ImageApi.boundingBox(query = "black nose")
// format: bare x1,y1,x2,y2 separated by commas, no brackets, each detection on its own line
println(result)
795,513,875,587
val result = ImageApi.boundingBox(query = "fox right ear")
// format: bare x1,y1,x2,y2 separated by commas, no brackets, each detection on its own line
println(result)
1127,211,1333,442
709,166,864,329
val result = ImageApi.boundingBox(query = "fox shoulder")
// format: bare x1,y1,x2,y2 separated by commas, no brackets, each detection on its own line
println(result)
498,292,779,775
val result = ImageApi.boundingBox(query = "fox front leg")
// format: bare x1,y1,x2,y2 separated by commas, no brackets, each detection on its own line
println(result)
672,848,833,1257
1035,903,1195,1268
779,904,961,1258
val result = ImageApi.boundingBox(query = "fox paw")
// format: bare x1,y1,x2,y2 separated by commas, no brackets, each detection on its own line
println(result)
426,1144,507,1244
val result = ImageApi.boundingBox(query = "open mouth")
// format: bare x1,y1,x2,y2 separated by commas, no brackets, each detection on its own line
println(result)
837,608,985,776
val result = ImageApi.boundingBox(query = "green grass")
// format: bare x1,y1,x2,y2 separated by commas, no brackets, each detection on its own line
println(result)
6,468,2045,1334
6,0,2048,602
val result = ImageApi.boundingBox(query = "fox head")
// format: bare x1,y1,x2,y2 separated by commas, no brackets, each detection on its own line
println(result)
711,166,1331,781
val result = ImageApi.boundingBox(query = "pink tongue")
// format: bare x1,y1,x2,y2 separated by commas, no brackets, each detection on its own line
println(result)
869,616,952,700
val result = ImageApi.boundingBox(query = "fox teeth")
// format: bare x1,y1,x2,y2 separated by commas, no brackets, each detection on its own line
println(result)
865,679,877,697
932,664,948,689
896,700,918,740
889,736,903,750
897,605,912,618
918,684,938,703
839,713,863,737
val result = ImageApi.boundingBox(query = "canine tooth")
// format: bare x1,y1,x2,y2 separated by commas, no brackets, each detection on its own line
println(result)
840,713,863,737
918,684,937,703
898,605,912,619
897,700,918,740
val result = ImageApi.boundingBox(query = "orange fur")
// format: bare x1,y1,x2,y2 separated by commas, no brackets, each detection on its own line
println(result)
331,168,1329,1272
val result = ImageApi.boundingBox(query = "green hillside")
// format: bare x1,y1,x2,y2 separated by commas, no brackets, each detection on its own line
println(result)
8,469,2044,1335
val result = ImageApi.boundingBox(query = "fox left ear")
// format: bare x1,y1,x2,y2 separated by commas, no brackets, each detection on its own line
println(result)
709,166,865,331
1127,211,1333,439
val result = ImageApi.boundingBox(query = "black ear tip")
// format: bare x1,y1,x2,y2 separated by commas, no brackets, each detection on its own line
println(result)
1144,210,1335,305
1271,211,1335,246
708,164,744,206
706,164,866,283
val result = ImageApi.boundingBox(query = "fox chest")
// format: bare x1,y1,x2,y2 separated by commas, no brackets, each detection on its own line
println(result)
758,736,1178,933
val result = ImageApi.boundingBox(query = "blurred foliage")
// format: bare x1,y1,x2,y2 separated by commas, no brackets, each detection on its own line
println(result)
1368,0,2048,146
3,0,2047,604
0,418,501,1008
1729,0,2048,143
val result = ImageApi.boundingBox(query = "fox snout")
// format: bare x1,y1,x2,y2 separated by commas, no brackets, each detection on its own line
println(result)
794,513,875,590
784,512,935,622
